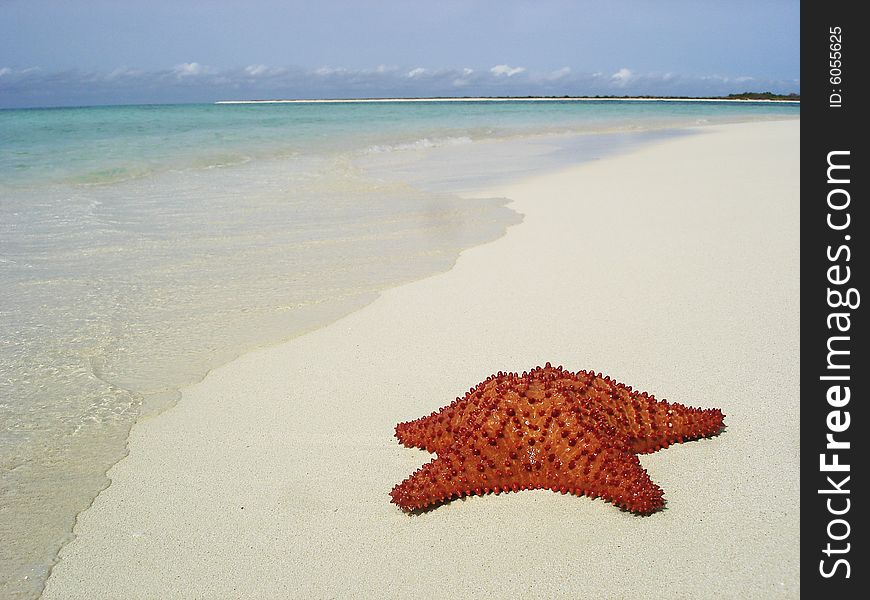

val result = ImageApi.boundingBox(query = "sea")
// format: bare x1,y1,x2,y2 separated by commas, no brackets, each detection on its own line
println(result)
0,99,798,598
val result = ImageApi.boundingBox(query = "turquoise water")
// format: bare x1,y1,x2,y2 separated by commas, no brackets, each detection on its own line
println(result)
0,100,798,599
1,100,799,188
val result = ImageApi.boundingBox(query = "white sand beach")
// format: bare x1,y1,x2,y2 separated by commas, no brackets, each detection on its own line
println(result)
43,120,800,599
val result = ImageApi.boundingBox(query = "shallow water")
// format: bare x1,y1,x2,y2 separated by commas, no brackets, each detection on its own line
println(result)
0,100,798,598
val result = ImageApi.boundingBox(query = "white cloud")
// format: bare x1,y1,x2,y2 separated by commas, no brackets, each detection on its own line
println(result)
490,64,525,77
245,64,269,77
1,66,42,77
314,66,346,76
0,62,800,109
173,62,205,77
547,67,571,80
611,68,634,86
105,67,141,80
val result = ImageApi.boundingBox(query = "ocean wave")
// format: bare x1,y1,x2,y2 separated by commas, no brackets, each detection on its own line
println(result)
365,136,473,154
191,153,254,170
65,165,156,186
62,152,257,186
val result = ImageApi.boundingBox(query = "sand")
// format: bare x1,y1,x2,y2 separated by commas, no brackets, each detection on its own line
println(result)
43,120,800,599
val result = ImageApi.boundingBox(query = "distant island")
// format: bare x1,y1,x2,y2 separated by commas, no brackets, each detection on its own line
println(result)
216,92,799,105
721,92,800,101
581,91,800,101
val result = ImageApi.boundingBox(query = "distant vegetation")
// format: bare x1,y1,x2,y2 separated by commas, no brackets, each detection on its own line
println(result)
458,92,800,101
226,93,801,103
721,92,800,101
577,91,800,101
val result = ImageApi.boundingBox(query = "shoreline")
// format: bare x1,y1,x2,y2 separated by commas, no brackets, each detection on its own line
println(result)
43,120,799,598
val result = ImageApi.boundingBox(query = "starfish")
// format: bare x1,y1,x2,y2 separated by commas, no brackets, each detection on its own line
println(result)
391,364,724,514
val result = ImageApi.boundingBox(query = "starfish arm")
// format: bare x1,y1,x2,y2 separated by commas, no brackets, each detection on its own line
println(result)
395,409,459,454
395,372,518,453
566,445,665,514
622,399,725,454
390,451,483,511
571,375,722,451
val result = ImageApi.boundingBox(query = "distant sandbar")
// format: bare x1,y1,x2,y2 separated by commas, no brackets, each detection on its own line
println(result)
215,96,800,105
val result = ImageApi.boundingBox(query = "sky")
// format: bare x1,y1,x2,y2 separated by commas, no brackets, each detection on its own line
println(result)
0,0,800,108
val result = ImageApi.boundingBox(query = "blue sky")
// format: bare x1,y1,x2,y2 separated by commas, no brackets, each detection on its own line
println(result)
1,0,800,108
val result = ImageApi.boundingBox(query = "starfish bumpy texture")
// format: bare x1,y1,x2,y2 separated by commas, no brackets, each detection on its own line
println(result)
391,364,724,514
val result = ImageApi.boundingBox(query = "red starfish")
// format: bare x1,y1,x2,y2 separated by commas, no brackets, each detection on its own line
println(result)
391,364,724,514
